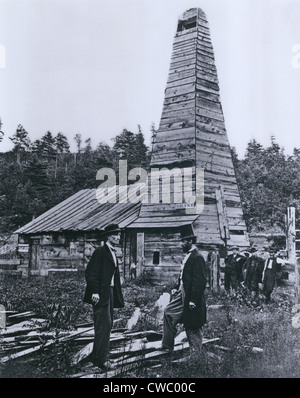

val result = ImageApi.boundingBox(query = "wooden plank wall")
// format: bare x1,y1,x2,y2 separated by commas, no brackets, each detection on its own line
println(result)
193,9,249,248
130,8,249,269
143,230,182,266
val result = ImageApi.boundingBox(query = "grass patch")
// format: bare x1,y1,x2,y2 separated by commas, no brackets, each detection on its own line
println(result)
0,274,300,378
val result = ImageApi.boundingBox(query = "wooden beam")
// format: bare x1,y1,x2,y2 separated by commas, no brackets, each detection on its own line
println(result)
77,336,220,378
0,327,94,363
215,186,230,242
136,232,144,276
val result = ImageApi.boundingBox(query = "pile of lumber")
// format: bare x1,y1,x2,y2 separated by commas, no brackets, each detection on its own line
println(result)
0,311,106,363
71,330,221,378
0,310,222,378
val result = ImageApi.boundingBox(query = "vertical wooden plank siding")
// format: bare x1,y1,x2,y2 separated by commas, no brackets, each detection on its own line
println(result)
128,8,250,279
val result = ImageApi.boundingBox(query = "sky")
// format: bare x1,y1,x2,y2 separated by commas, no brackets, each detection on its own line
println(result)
0,0,300,158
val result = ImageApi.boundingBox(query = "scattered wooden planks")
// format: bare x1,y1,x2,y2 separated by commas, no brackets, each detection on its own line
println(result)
71,329,163,366
0,308,225,379
0,308,131,365
77,335,220,379
1,318,47,337
0,326,95,363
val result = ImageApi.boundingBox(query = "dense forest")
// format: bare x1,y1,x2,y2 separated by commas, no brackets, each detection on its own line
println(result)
0,118,300,236
0,122,150,234
232,138,300,232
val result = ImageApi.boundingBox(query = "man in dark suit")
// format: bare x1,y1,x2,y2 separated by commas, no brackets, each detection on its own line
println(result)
262,248,282,303
83,224,124,370
244,247,264,300
161,225,207,356
224,246,243,294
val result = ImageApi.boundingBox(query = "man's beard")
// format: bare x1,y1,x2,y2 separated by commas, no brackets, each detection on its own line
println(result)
182,245,190,253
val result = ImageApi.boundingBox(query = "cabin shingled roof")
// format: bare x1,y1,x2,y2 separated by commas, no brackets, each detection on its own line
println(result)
15,188,141,234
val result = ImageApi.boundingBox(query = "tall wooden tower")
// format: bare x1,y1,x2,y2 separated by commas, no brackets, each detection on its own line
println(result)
126,8,250,279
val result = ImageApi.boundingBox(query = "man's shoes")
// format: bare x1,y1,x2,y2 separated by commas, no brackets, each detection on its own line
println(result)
160,346,173,353
99,361,117,371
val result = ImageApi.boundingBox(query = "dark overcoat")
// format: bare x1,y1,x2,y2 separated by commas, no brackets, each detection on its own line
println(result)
225,253,244,282
83,244,124,308
181,249,207,329
244,256,264,292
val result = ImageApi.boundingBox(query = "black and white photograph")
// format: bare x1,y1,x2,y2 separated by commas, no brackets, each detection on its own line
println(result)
1,0,300,384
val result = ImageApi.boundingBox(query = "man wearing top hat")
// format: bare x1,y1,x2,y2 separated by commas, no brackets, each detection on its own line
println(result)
83,223,124,370
161,225,207,356
244,247,264,300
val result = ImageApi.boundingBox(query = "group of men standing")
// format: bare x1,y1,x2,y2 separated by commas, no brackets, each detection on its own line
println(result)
223,245,284,303
83,223,207,370
83,222,285,371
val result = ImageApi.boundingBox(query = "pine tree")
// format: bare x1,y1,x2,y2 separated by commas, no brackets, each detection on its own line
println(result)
33,131,57,159
9,124,31,164
96,141,114,168
112,129,136,166
112,128,150,170
55,132,70,153
133,127,149,169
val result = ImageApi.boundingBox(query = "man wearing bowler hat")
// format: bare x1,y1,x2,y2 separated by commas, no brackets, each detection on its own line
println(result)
83,223,124,370
161,225,207,357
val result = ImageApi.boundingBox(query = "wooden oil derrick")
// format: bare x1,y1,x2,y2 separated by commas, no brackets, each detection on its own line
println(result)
128,8,249,281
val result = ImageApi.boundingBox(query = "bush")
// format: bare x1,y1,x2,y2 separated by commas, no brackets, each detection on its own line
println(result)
0,273,93,329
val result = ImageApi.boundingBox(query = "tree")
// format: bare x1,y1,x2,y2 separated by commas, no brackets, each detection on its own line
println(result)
33,131,57,159
244,139,264,161
133,127,149,169
84,138,92,153
73,133,82,167
74,134,82,153
51,132,71,179
55,132,70,153
95,141,114,168
40,131,56,158
9,124,31,164
234,137,298,232
112,129,135,163
112,128,150,171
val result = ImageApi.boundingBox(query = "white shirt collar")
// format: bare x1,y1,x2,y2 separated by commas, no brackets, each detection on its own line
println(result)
189,245,197,253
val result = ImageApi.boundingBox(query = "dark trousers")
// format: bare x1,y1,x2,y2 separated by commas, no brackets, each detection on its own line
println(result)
245,267,260,293
91,288,114,366
263,270,276,302
224,267,237,291
162,289,203,354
